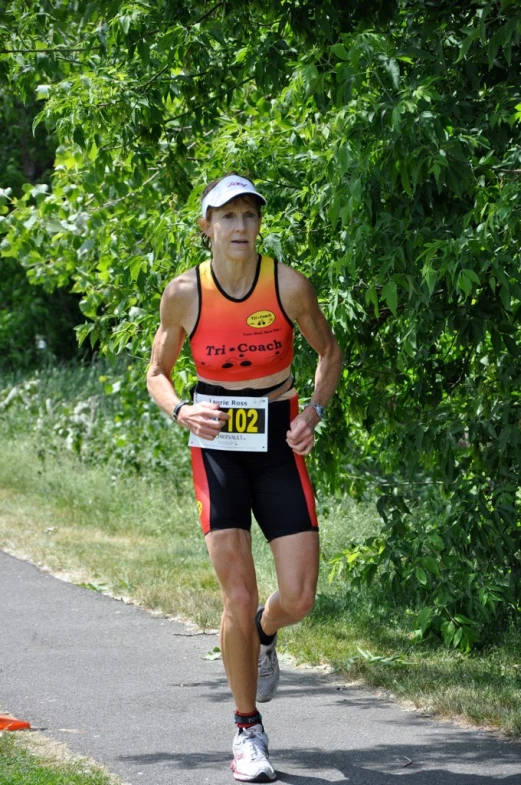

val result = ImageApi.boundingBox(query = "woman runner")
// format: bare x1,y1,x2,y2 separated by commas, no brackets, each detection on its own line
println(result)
147,174,342,782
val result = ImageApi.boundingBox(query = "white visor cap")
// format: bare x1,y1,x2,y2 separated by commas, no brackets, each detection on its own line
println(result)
201,175,266,219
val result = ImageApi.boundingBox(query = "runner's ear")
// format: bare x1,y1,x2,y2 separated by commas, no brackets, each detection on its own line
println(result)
199,216,213,238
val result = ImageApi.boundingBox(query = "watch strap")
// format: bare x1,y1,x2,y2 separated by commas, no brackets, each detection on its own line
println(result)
172,399,190,421
306,402,325,420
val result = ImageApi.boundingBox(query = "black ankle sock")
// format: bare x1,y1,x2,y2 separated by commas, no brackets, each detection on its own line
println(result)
234,709,262,729
256,607,276,646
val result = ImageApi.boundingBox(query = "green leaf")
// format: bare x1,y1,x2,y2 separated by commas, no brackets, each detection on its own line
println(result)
235,47,248,64
462,268,480,284
453,614,475,626
137,39,150,66
262,233,283,260
399,159,412,195
441,620,456,647
119,15,130,34
331,43,349,60
488,28,505,68
456,29,479,63
382,281,398,316
422,556,440,577
416,606,434,635
457,272,472,298
396,47,434,61
422,266,438,295
453,627,463,648
365,284,379,316
382,57,400,90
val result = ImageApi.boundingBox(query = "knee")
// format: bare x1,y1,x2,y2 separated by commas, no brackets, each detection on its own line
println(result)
280,589,315,621
222,584,258,624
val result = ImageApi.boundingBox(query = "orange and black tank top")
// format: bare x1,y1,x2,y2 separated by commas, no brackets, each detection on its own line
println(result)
189,255,294,382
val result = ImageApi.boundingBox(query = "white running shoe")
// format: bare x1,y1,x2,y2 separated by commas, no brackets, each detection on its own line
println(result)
257,635,280,703
231,723,276,782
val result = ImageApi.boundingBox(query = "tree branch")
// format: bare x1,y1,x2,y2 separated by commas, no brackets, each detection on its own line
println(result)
165,76,255,126
99,76,254,151
101,170,160,209
192,2,225,26
95,68,218,107
140,61,172,90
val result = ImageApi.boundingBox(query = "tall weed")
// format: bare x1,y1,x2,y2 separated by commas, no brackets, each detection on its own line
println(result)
0,360,190,483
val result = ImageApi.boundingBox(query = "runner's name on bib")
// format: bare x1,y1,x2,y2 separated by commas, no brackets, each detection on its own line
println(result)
188,393,268,452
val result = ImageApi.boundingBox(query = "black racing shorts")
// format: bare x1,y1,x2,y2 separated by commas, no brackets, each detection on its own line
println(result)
190,396,318,542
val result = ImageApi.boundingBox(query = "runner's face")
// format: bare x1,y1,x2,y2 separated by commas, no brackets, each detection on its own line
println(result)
204,196,261,260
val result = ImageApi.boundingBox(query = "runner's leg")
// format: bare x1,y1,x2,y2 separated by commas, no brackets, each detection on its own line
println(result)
205,528,260,712
261,530,319,637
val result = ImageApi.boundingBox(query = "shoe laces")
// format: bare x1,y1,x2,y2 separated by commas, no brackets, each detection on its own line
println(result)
239,727,268,760
259,648,277,677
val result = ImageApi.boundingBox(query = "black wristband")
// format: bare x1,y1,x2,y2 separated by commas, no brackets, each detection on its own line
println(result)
172,400,190,421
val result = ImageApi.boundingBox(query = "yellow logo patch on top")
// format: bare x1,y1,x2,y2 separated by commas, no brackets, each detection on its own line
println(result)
246,310,275,328
196,500,203,517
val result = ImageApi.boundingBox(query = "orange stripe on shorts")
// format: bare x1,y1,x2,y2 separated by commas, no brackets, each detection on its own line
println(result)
289,396,318,528
190,447,211,535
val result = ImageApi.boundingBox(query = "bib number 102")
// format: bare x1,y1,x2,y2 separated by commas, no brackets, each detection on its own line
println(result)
225,407,264,434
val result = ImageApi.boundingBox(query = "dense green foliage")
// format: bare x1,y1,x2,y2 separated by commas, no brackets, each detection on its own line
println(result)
0,255,87,369
0,90,87,370
2,0,521,649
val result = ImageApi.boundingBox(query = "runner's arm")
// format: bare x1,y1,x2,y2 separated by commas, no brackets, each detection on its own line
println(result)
147,280,229,439
280,267,343,454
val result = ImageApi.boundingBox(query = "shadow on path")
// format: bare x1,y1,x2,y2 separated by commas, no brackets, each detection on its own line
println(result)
119,732,521,783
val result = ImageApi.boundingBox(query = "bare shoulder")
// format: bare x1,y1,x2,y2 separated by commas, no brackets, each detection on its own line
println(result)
277,261,318,322
160,267,198,330
162,267,198,306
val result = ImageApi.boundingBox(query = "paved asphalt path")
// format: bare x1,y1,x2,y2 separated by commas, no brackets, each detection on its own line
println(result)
2,550,521,785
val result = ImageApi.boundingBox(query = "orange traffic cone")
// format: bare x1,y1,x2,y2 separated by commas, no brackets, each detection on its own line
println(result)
0,715,31,731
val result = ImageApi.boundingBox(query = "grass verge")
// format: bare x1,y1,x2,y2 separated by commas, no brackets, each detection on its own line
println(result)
0,730,123,785
1,435,521,738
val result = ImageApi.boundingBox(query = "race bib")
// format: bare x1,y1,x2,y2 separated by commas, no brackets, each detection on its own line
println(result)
188,393,268,452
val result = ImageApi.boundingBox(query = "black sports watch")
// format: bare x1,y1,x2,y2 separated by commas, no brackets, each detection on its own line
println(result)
306,402,325,420
172,399,190,421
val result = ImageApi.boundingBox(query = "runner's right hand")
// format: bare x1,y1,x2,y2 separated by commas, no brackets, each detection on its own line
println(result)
177,402,230,440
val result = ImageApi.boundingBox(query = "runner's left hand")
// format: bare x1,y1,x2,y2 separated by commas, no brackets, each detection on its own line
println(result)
286,410,318,455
